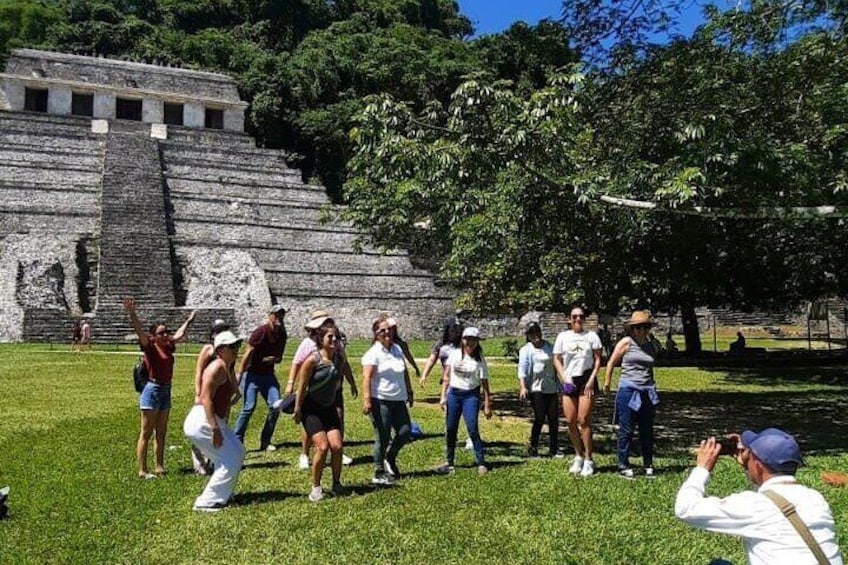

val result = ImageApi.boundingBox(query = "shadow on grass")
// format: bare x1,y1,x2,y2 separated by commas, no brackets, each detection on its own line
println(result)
490,370,848,457
242,460,290,470
230,489,299,506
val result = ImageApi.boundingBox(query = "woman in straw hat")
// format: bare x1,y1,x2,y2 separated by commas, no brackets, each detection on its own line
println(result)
603,310,660,479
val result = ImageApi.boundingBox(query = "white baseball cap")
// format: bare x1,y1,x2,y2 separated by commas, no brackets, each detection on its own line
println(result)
462,327,481,339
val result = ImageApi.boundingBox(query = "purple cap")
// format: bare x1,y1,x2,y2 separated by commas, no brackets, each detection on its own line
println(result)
741,428,804,473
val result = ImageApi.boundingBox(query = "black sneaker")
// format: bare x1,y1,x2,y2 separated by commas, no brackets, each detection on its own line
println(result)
527,446,539,458
384,457,401,479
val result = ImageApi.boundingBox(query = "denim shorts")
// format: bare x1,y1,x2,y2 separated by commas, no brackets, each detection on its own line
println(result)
139,382,172,411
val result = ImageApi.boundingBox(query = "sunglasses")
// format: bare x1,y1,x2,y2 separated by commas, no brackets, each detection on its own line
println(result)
571,314,585,320
632,324,651,330
376,328,391,336
155,330,170,336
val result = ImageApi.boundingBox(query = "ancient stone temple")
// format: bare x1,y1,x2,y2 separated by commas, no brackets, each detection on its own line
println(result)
0,49,453,342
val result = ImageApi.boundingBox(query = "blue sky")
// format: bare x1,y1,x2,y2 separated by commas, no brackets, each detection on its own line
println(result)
457,0,727,38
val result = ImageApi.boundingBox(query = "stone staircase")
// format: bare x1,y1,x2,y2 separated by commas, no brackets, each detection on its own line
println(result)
95,133,176,307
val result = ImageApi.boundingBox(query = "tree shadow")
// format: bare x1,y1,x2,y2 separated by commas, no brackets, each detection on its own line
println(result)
702,365,848,388
229,489,298,506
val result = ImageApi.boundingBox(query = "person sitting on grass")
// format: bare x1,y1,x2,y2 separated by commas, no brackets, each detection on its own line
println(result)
293,322,346,501
183,331,245,512
675,429,842,564
436,327,493,476
124,297,196,479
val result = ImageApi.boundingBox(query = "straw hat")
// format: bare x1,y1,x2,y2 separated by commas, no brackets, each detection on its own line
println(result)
624,310,654,327
305,309,332,330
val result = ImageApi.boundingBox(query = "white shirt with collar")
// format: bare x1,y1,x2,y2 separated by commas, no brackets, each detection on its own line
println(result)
675,466,843,565
361,341,408,402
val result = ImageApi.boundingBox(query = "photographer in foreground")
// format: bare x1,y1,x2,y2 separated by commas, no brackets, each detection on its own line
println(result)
675,428,842,564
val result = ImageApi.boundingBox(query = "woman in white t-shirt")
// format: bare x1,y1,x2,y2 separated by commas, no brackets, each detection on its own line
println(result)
552,306,602,477
517,322,558,457
436,327,493,475
361,316,413,486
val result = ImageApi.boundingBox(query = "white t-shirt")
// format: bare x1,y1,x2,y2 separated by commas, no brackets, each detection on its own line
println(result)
553,330,602,378
518,341,558,394
446,349,489,390
361,341,408,401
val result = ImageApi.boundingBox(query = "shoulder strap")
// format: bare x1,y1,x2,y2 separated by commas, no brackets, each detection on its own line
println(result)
762,490,830,565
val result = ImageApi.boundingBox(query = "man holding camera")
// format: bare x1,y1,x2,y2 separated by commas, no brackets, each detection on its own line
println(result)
675,428,842,564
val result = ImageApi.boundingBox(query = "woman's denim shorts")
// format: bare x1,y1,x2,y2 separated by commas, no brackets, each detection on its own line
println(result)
139,382,172,411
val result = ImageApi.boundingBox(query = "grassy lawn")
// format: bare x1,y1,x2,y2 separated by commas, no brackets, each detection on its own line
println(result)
0,343,846,564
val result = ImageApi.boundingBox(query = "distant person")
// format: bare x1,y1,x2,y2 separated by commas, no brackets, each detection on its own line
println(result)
665,334,679,353
70,320,81,351
287,310,356,470
191,319,235,476
80,318,92,351
387,317,421,379
517,322,558,458
293,322,346,501
183,331,245,512
553,306,603,477
123,297,196,479
436,327,493,475
362,316,414,485
603,310,659,479
420,318,463,387
676,429,843,564
234,305,288,451
598,324,613,357
730,331,747,353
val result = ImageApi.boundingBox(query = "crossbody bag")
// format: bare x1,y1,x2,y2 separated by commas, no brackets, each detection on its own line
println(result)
763,490,830,565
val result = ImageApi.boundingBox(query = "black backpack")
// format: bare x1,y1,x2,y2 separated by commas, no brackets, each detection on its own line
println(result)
133,356,149,393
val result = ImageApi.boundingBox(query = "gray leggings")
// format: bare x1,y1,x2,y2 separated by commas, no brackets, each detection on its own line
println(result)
368,398,411,472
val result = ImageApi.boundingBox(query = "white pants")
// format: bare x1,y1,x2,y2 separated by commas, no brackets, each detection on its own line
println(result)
183,405,245,509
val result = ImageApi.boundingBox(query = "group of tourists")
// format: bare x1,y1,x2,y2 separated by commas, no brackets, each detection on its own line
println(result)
518,307,658,479
120,298,844,565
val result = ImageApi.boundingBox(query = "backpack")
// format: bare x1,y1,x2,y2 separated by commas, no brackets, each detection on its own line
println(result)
133,356,149,393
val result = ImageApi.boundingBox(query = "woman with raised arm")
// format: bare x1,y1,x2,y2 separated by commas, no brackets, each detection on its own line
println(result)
183,331,245,511
553,306,603,477
293,322,345,501
604,311,660,479
123,297,196,479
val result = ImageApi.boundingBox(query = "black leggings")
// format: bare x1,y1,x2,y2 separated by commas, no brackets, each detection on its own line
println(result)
530,392,559,453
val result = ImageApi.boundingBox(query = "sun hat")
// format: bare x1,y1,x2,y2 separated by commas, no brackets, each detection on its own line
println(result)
305,309,332,330
268,304,286,316
741,428,804,474
462,327,481,339
624,310,654,327
213,331,242,350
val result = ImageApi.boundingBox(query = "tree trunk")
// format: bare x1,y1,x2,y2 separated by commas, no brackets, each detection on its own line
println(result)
680,304,702,355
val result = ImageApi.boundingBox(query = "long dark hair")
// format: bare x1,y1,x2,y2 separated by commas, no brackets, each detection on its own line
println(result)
441,322,463,348
461,338,483,362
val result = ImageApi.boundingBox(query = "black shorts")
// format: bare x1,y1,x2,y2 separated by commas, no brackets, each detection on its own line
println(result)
565,371,598,398
302,398,341,436
335,387,344,409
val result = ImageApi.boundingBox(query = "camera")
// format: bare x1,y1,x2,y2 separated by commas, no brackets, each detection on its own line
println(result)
717,438,738,456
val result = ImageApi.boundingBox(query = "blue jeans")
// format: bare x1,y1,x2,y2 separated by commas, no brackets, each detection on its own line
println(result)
368,398,411,472
139,382,171,411
233,372,281,448
615,387,655,468
445,387,484,465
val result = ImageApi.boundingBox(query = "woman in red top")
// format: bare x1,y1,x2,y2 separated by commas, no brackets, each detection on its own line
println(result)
183,331,245,512
124,297,196,479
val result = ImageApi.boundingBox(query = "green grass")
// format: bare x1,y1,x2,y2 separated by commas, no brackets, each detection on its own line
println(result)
1,344,847,564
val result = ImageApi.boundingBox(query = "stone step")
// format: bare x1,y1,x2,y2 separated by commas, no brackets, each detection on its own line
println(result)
164,177,327,204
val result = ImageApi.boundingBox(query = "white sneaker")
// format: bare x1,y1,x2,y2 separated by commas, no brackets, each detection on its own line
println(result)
298,453,309,470
645,467,657,479
264,444,277,452
568,456,585,475
342,454,353,466
308,486,324,502
464,437,474,450
580,459,595,477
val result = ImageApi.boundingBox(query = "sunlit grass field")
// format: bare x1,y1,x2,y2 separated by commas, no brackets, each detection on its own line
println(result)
0,342,846,564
